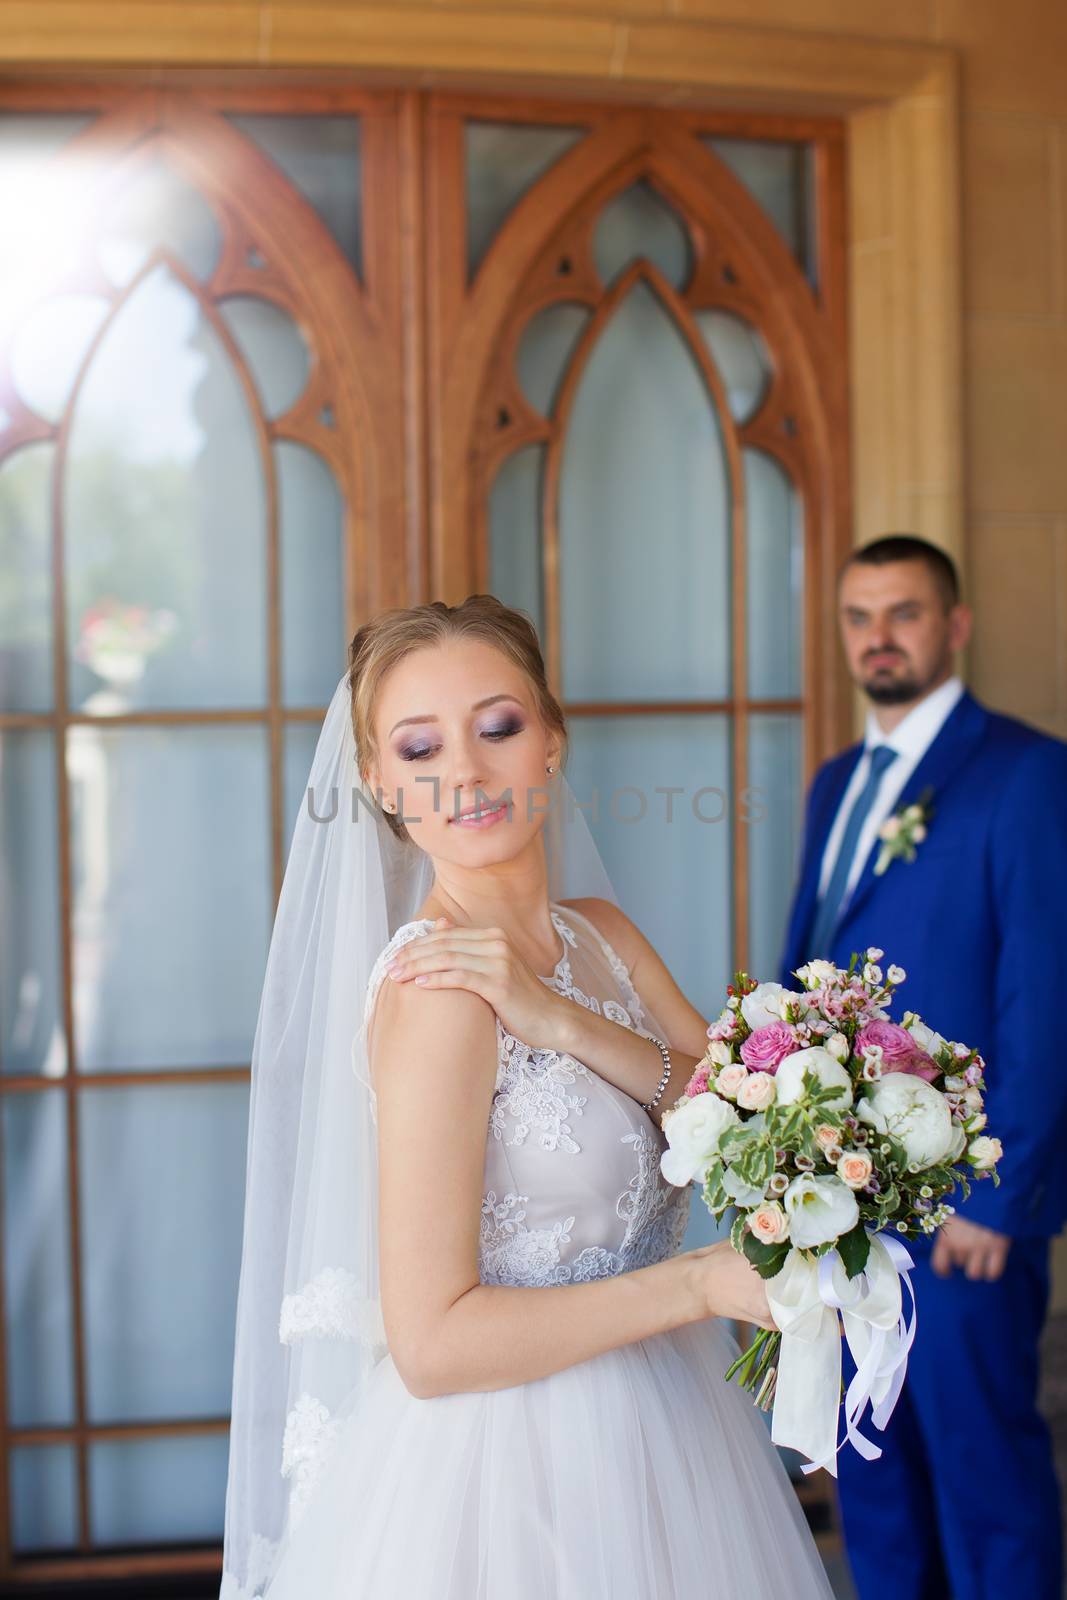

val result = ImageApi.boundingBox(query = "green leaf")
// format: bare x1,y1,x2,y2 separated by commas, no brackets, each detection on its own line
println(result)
730,1212,748,1254
836,1222,872,1279
740,1228,791,1279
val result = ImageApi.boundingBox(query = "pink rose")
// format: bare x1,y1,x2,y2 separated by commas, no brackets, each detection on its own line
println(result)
739,1022,797,1076
855,1021,939,1083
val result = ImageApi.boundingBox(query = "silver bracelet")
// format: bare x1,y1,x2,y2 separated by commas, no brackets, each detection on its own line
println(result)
641,1035,673,1112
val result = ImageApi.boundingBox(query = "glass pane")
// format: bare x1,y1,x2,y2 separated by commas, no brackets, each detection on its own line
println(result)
1,730,66,1076
0,114,96,315
594,182,692,292
10,1444,78,1553
284,721,320,846
98,154,222,288
10,293,110,425
227,115,363,277
0,444,55,714
694,310,771,424
277,441,345,707
564,714,732,1018
516,303,590,419
218,296,310,420
744,449,803,699
748,714,803,980
90,1431,229,1545
79,1081,249,1422
68,724,271,1072
703,138,816,286
2,1091,75,1426
560,281,730,701
465,122,584,279
488,445,544,643
64,263,268,713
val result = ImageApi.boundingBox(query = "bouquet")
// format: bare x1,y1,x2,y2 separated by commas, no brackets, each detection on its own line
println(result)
660,950,1002,1472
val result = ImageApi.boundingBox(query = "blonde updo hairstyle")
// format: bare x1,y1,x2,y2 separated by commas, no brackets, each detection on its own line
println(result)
348,595,568,844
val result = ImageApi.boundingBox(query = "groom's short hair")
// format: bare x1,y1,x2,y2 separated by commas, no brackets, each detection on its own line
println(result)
840,534,960,611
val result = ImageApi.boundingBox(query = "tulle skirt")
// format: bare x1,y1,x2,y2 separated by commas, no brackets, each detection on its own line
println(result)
264,1317,836,1599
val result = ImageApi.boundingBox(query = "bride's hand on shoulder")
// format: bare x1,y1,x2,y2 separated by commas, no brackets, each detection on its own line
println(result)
385,919,567,1048
687,1239,777,1331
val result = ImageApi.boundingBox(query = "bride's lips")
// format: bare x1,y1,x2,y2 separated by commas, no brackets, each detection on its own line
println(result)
449,799,509,829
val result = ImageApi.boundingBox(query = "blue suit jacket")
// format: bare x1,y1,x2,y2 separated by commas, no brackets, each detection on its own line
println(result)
779,690,1067,1237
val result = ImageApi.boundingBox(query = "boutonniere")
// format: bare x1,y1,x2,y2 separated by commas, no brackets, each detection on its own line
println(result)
874,786,935,876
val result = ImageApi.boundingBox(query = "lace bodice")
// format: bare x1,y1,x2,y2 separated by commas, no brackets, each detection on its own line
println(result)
363,903,690,1289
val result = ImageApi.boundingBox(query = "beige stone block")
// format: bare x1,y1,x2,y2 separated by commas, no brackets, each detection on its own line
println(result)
266,5,619,75
969,519,1059,713
938,0,1067,117
673,0,936,41
849,105,892,247
965,115,1055,317
0,2,262,63
968,320,1067,514
850,244,897,538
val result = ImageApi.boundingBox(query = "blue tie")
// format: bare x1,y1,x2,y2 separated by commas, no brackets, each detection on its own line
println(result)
808,744,897,958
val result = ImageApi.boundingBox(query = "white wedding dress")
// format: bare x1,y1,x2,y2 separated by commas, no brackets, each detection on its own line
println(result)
261,902,835,1599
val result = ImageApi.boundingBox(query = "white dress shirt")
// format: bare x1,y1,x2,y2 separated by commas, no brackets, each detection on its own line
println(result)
817,675,965,900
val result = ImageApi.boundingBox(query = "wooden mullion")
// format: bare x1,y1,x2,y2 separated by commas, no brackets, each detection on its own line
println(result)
0,1068,251,1094
9,1416,229,1448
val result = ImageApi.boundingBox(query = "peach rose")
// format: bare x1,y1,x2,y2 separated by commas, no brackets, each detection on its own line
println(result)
815,1124,840,1152
748,1202,790,1246
737,1071,777,1111
836,1149,874,1190
716,1064,747,1100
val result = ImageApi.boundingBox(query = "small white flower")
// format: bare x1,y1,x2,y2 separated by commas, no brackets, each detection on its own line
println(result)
965,1111,988,1133
863,962,883,986
708,1040,733,1068
862,1058,883,1082
943,1074,967,1093
911,823,927,842
880,815,903,842
886,964,906,985
866,947,885,962
826,1031,850,1063
952,1042,971,1060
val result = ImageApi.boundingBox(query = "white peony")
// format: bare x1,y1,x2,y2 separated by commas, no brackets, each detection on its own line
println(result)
856,1071,955,1168
741,982,802,1030
945,1120,968,1163
774,1046,854,1110
660,1093,740,1187
783,1173,860,1249
903,1013,948,1059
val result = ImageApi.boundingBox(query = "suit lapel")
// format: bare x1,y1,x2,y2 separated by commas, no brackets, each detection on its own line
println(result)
836,690,989,933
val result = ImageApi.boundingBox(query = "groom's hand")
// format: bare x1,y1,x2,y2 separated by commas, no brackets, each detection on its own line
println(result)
931,1216,1011,1282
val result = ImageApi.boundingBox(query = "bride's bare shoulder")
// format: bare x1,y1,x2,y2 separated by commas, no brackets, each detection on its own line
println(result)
369,969,498,1097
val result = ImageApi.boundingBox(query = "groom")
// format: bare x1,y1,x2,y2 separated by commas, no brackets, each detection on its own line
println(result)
779,535,1067,1599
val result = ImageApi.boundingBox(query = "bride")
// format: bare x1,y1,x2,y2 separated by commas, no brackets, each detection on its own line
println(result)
220,594,835,1599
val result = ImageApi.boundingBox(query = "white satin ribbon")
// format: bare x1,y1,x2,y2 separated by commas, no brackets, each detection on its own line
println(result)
764,1232,916,1477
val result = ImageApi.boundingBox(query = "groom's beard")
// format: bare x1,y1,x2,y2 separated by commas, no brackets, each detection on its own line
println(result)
859,652,945,706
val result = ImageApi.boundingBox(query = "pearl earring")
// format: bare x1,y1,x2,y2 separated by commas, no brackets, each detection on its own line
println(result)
546,764,555,774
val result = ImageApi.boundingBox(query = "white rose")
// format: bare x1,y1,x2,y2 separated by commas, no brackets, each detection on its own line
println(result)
748,1202,790,1246
963,1086,984,1110
660,1093,740,1186
737,1071,777,1111
856,1072,954,1168
708,1039,733,1067
968,1135,1003,1170
774,1046,854,1110
797,959,838,989
965,1111,988,1133
826,1031,850,1063
783,1173,860,1249
741,982,797,1030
